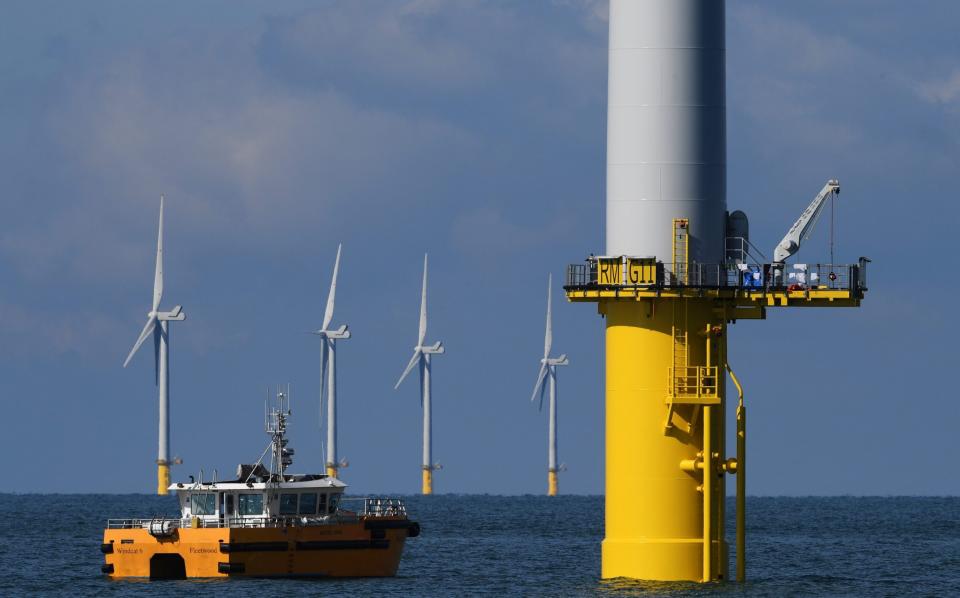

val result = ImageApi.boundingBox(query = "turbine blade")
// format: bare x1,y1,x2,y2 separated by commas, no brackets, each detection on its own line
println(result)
395,350,421,390
530,362,548,404
322,243,341,331
123,315,157,367
320,341,328,428
153,325,160,385
418,253,428,346
544,273,553,359
539,370,548,412
153,196,164,312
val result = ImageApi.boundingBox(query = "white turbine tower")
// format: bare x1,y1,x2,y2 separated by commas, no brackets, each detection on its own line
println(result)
395,254,444,495
313,243,350,478
122,196,186,496
531,273,568,496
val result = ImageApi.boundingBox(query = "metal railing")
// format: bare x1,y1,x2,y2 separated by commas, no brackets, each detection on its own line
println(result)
566,258,868,294
106,498,408,531
341,497,407,517
668,366,718,401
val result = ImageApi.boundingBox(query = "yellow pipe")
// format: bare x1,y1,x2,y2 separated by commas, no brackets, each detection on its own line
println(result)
715,326,726,580
702,325,713,582
548,470,558,496
422,468,433,495
326,465,338,478
727,363,746,582
157,462,170,496
702,404,712,582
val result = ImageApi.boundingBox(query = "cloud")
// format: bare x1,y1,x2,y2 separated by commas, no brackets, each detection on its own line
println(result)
450,206,574,259
0,299,125,360
4,18,475,283
728,1,959,182
2,1,605,284
918,69,960,104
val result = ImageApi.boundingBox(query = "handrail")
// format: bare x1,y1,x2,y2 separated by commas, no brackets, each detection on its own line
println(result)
106,497,409,530
565,259,866,295
726,363,746,583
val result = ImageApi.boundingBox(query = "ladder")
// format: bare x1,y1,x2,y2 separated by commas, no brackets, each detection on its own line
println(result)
664,300,689,432
673,218,689,285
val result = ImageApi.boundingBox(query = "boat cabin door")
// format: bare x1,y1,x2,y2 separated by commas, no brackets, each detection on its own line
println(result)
221,493,236,524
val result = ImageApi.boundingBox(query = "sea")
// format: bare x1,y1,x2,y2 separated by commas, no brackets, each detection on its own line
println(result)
1,495,957,597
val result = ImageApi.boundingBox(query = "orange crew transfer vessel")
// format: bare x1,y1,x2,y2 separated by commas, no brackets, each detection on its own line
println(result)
101,390,419,579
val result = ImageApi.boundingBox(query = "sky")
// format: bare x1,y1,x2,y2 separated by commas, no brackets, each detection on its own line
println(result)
1,0,957,495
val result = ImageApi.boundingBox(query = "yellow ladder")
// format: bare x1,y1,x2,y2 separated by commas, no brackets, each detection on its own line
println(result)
664,300,689,432
672,218,689,285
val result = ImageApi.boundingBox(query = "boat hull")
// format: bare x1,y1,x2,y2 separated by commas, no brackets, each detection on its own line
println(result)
102,518,414,578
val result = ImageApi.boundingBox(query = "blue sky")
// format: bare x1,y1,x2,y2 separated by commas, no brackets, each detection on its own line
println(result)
1,1,957,495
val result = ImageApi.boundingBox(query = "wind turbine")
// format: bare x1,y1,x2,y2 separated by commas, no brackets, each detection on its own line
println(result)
395,254,444,495
531,273,568,496
122,196,186,496
313,243,351,478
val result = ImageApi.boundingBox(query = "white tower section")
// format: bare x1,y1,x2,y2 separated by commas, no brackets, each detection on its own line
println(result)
605,0,727,263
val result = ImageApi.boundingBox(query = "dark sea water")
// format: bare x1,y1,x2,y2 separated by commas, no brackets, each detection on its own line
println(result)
1,495,957,597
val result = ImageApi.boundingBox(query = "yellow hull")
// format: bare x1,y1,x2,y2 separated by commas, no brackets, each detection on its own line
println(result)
102,519,413,578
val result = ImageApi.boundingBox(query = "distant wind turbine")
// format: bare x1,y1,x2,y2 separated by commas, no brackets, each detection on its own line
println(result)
313,243,351,478
122,196,186,496
531,273,568,496
395,254,444,495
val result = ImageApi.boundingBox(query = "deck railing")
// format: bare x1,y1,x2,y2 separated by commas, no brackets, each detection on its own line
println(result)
565,258,869,295
106,497,408,530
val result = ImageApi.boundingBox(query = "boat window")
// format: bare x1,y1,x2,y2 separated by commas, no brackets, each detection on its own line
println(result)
299,493,317,515
238,493,264,516
279,493,298,515
191,493,216,516
226,494,235,516
318,493,328,514
328,493,340,514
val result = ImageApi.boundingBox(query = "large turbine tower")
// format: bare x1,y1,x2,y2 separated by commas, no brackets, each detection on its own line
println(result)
122,196,186,496
562,0,867,582
530,274,568,496
314,243,350,478
394,254,444,495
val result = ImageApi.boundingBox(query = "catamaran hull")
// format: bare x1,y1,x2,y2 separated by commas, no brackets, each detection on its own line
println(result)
102,518,417,578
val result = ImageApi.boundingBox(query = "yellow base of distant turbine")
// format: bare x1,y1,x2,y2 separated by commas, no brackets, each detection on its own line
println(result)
422,469,433,495
157,462,170,496
548,470,558,497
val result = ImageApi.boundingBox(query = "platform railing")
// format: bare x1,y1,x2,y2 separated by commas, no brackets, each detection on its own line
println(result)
566,258,867,294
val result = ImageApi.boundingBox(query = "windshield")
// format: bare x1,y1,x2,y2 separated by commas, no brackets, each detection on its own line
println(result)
238,493,264,516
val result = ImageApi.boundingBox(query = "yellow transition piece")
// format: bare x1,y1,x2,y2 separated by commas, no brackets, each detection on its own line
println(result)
602,299,727,581
422,468,433,495
157,463,170,496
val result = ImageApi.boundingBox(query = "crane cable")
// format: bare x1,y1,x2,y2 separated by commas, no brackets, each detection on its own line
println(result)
829,189,837,281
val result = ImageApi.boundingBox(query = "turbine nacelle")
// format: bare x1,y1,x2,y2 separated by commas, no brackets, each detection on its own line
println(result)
314,324,351,340
157,305,186,322
543,354,568,367
420,341,444,355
